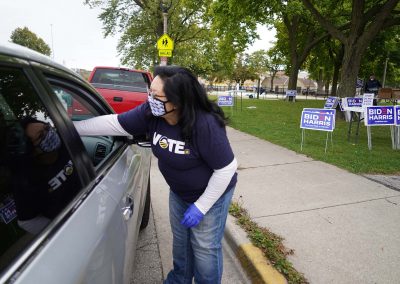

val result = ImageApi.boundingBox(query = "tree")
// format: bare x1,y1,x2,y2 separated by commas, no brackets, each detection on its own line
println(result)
304,37,343,95
231,53,258,85
85,0,222,76
247,50,269,97
266,46,286,92
359,26,400,87
301,0,400,97
10,27,51,56
212,0,329,91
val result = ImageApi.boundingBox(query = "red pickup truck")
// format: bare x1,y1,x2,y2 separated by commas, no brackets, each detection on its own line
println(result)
88,66,153,113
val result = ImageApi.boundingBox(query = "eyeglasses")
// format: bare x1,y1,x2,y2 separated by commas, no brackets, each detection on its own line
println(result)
147,88,167,99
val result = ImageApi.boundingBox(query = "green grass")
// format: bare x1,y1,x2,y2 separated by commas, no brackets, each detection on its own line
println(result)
229,200,308,284
219,97,400,174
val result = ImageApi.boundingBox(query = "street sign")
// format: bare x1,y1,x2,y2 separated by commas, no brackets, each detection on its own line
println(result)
157,34,174,50
158,50,172,57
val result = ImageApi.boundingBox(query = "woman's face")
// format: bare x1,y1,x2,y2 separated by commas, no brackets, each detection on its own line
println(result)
149,75,177,115
25,122,48,147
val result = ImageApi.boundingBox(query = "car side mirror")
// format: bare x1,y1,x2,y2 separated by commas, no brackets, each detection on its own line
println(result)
127,134,151,148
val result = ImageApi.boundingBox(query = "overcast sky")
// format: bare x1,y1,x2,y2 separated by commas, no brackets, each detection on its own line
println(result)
0,0,275,71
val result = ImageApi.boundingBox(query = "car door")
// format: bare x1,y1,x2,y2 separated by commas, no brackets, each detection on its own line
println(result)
0,60,147,283
34,67,149,283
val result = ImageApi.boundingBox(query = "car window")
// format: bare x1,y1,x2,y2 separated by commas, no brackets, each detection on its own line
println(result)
0,66,82,272
91,68,149,88
49,82,123,167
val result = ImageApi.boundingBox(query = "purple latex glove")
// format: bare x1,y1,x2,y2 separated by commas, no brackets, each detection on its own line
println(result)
181,204,204,228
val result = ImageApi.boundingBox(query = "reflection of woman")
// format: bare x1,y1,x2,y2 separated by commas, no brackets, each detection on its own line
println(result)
74,65,238,283
13,118,79,234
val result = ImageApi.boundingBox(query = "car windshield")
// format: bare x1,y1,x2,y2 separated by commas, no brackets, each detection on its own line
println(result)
91,68,149,88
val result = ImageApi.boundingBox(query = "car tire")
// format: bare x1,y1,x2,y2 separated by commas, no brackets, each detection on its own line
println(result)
140,178,151,230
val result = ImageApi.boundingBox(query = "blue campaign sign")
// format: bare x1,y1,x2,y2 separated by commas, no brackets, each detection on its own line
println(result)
285,90,297,97
217,95,234,106
303,108,336,115
346,97,363,107
324,97,338,109
365,106,395,126
300,111,335,132
395,106,400,125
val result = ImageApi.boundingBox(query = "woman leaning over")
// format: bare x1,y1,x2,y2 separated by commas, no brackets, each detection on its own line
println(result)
74,65,238,284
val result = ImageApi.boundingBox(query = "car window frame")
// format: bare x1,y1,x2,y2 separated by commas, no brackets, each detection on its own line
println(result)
36,70,130,165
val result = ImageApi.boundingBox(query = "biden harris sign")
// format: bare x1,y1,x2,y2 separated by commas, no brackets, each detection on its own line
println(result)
364,106,395,126
300,109,335,132
217,96,234,106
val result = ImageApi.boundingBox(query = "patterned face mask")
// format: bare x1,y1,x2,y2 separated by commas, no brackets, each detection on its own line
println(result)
148,93,174,117
38,125,62,152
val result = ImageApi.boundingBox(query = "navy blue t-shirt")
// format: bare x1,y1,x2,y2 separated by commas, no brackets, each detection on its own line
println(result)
118,103,237,202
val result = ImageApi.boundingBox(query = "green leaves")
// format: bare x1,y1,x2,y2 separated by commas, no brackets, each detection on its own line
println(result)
10,27,51,56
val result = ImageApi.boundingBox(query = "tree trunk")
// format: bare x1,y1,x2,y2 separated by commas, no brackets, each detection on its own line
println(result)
337,42,365,97
317,68,323,94
270,77,274,92
288,64,300,90
270,71,277,92
329,44,343,96
331,63,340,96
324,80,330,95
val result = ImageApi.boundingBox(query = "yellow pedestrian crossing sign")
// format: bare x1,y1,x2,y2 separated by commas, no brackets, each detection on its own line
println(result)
157,34,174,51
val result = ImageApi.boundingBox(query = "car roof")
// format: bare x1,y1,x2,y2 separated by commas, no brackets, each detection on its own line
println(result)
0,42,81,78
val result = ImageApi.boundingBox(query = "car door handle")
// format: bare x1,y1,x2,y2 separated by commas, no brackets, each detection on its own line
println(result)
113,97,123,102
122,196,134,221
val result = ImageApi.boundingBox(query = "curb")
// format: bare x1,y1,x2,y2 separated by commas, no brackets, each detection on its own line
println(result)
224,215,287,284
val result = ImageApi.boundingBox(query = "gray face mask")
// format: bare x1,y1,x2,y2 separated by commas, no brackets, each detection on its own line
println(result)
38,126,61,152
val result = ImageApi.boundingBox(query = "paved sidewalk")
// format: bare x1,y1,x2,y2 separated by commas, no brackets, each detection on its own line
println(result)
227,127,400,283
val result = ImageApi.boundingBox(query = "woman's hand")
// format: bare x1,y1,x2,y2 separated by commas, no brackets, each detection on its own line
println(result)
180,204,204,228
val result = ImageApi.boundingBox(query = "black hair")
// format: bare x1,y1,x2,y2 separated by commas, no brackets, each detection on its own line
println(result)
153,65,227,140
20,117,45,130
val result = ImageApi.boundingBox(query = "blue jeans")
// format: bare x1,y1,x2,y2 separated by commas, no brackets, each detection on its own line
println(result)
164,187,235,284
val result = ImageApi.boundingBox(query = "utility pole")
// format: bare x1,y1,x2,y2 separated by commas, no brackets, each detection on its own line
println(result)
160,1,172,66
382,54,389,87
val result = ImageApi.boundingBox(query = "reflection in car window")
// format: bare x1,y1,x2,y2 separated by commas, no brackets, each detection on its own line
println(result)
0,67,81,272
50,84,118,167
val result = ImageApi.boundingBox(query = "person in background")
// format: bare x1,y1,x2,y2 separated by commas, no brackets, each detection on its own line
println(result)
12,117,79,234
74,65,238,284
364,74,382,105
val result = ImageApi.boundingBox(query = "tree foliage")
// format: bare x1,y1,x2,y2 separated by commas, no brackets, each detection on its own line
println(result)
212,0,327,90
10,27,51,56
84,0,225,77
359,26,400,87
231,53,258,84
300,0,400,96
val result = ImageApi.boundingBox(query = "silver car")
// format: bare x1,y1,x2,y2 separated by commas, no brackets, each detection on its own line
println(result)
0,42,151,284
